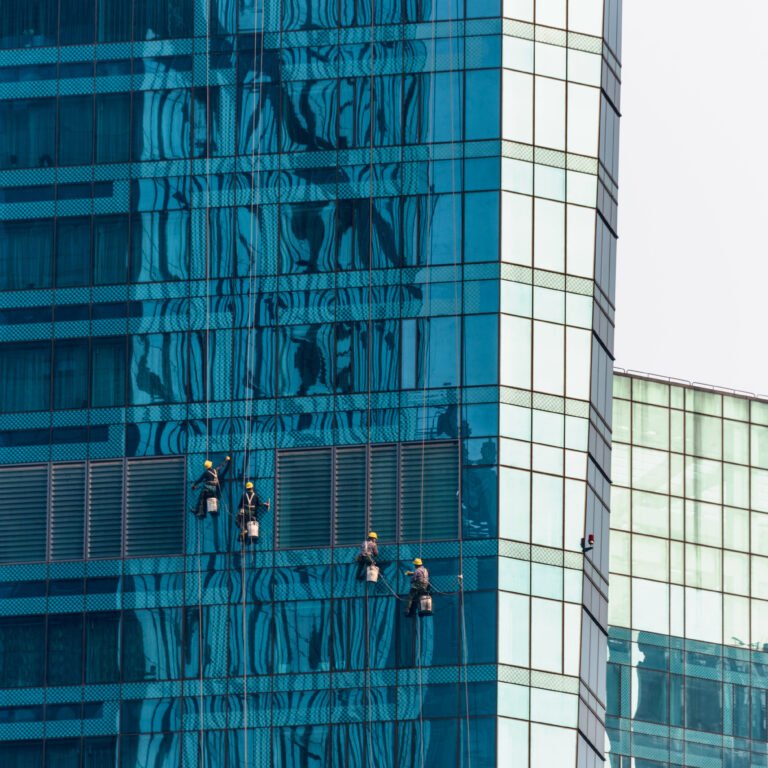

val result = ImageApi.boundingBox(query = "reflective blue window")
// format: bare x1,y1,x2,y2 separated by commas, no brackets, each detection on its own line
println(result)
58,96,93,167
134,0,192,40
0,616,45,688
274,600,331,673
0,98,56,169
0,220,53,290
0,342,51,412
95,93,131,164
0,0,57,48
56,218,90,287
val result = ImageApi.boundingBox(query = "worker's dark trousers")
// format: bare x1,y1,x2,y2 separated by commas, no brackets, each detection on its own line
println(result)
195,484,219,517
355,554,374,581
406,585,428,617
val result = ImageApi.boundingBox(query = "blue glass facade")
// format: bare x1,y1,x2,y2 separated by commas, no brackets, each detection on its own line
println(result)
0,1,621,766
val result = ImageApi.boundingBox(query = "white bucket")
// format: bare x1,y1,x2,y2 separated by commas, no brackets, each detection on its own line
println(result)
247,519,259,540
418,593,433,616
206,496,218,514
366,564,379,583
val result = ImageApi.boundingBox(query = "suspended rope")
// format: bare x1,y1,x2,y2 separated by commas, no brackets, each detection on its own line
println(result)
443,1,473,764
241,0,268,481
196,2,215,760
410,3,443,766
238,1,268,764
363,0,378,765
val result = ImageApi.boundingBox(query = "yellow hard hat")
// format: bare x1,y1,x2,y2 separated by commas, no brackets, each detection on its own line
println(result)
204,460,213,469
368,531,378,539
245,482,254,489
413,558,423,566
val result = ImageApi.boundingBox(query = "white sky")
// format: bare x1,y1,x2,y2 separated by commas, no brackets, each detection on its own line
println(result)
613,0,768,395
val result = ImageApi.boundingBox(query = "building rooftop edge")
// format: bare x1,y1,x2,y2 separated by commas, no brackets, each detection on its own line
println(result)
613,367,768,404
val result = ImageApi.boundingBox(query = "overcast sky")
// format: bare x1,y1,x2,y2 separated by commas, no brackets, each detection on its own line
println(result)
614,1,768,395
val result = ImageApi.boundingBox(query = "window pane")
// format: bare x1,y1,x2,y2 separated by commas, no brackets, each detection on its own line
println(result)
59,0,96,44
0,616,45,688
130,211,190,282
58,96,93,166
56,217,91,287
91,337,126,407
0,98,56,169
47,614,83,686
129,333,187,405
97,0,132,42
0,342,51,412
0,220,53,290
95,93,131,163
93,215,129,284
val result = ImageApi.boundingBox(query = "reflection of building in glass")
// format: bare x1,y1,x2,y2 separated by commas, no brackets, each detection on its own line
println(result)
0,1,621,766
608,372,768,767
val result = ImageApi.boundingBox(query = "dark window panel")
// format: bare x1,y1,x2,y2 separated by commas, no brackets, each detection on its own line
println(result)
97,0,132,42
47,614,84,686
0,342,51,412
56,218,91,288
0,98,56,170
85,612,120,683
0,0,57,48
134,0,193,40
0,615,45,688
91,336,126,407
0,219,53,291
95,93,131,164
58,96,94,167
59,0,96,44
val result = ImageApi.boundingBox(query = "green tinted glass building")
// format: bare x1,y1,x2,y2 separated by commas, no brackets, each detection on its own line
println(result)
608,372,768,767
0,0,621,765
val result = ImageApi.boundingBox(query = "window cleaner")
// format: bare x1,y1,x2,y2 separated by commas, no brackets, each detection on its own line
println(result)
191,456,230,517
237,482,270,543
355,531,379,581
404,558,432,617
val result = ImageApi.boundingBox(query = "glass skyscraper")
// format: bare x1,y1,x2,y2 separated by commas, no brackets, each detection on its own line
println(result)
608,372,768,767
0,1,621,766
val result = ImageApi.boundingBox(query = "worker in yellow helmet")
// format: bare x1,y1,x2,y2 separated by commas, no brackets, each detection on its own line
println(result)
237,481,270,543
191,455,231,517
355,531,379,580
404,558,430,617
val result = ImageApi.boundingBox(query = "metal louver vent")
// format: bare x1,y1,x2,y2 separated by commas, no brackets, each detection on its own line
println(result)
335,447,366,546
277,450,331,549
125,457,185,556
0,464,48,563
50,463,86,560
370,445,397,542
88,462,123,559
400,442,459,541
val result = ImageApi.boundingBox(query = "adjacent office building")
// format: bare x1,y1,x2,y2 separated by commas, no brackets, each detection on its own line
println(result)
608,372,768,768
0,1,621,766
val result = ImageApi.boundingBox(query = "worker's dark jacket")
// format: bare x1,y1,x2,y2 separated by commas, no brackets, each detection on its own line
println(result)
239,490,260,513
193,461,230,496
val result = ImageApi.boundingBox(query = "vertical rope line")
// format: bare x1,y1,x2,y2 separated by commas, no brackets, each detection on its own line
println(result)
198,2,216,761
197,518,205,767
242,0,268,477
443,1,471,764
241,538,248,767
240,2,268,764
413,5,441,768
364,1,377,765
